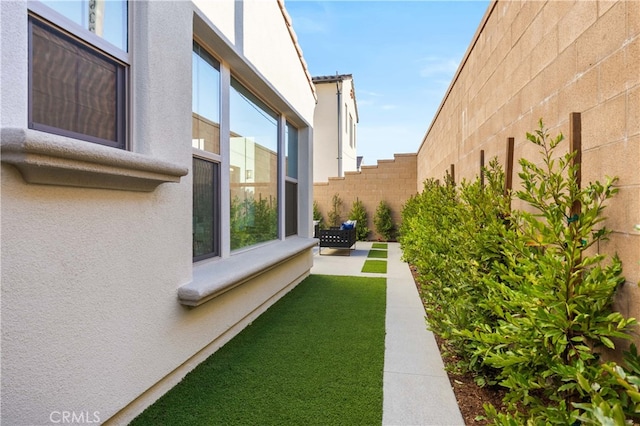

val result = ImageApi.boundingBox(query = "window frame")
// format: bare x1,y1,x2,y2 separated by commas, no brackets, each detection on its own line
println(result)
27,1,129,149
285,121,299,237
192,40,223,261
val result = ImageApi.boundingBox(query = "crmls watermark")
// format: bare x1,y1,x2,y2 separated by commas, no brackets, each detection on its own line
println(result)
49,411,100,424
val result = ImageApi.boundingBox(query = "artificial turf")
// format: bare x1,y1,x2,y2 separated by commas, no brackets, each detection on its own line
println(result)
361,260,387,274
367,249,388,259
131,274,386,426
371,243,388,249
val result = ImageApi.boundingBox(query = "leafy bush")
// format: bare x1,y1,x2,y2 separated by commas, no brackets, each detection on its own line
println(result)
374,200,394,241
231,195,277,250
399,158,509,376
348,198,370,241
313,200,325,230
400,120,639,424
328,194,343,228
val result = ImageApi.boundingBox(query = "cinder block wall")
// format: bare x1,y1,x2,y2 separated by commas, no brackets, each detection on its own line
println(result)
417,1,639,317
313,153,417,240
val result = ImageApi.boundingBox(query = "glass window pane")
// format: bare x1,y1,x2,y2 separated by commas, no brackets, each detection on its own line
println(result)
30,18,124,147
230,78,278,250
192,43,220,153
40,0,128,51
193,158,219,260
285,123,298,179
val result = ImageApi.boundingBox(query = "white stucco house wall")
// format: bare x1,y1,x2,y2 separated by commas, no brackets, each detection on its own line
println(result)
0,0,317,424
312,74,359,182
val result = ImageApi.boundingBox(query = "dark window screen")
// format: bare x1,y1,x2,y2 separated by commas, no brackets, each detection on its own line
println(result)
29,17,125,148
285,181,298,237
193,158,220,260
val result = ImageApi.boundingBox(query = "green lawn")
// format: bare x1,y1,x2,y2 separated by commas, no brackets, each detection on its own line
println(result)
371,243,388,250
361,260,387,274
367,249,388,259
131,275,386,426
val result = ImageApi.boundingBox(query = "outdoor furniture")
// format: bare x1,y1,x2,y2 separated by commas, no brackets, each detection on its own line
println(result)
318,221,357,255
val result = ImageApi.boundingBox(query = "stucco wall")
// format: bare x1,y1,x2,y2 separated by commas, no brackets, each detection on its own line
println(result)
417,1,639,298
0,1,316,424
314,154,417,240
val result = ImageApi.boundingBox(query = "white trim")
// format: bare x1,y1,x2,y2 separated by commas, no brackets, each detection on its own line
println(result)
219,63,232,259
278,115,286,240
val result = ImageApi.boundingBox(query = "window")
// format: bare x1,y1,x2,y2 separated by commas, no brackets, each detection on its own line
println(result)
192,42,221,260
193,158,220,260
192,42,220,154
345,104,348,134
349,113,354,148
353,121,357,148
28,1,128,149
230,78,279,250
285,123,298,236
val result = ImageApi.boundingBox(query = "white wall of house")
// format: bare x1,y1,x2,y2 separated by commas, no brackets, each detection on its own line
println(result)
312,75,359,182
0,1,316,424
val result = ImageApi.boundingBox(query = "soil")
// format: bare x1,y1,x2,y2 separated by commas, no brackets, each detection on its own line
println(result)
409,265,505,425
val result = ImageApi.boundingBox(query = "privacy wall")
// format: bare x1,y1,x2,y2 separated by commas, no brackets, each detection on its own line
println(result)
314,154,417,241
417,1,639,314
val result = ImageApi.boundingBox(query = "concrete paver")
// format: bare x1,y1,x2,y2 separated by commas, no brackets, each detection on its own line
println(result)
311,242,464,426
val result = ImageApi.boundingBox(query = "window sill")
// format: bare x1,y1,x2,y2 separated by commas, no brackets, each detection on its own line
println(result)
179,236,319,307
1,128,188,192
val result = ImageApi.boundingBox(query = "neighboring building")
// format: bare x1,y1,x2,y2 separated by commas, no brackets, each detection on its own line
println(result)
0,0,317,424
312,74,359,182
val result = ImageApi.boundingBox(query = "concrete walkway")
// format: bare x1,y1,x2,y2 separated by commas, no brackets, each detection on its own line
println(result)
311,241,464,426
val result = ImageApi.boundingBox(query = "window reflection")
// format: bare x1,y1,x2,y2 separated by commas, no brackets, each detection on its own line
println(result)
230,78,278,250
40,0,128,51
286,123,298,179
192,42,220,154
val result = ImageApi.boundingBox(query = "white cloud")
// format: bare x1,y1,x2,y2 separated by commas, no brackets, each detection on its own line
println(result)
359,90,383,97
357,99,375,106
418,56,460,78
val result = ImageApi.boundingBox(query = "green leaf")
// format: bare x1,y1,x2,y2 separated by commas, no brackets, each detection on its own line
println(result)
577,372,591,392
601,336,615,349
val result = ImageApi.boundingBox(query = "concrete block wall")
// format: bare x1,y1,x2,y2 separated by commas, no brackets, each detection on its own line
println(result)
417,1,639,313
313,153,417,240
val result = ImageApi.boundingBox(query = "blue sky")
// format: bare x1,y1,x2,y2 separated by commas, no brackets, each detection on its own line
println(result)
285,0,490,165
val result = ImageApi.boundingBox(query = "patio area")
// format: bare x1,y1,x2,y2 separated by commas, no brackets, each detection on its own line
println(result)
311,242,464,425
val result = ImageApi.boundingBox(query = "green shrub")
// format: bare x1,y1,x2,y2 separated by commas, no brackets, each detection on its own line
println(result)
399,158,509,376
400,120,638,424
230,195,277,250
348,198,370,241
373,200,394,241
476,121,636,424
313,200,324,230
328,194,343,228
